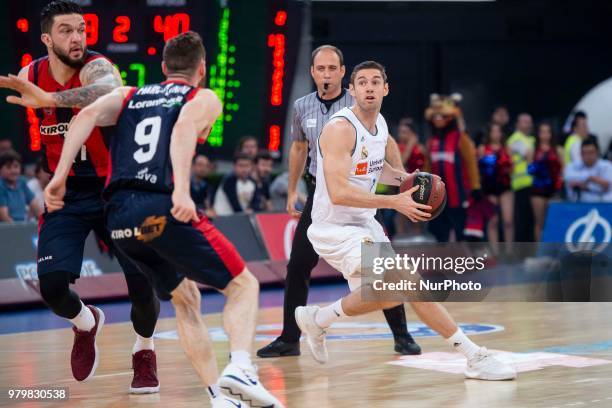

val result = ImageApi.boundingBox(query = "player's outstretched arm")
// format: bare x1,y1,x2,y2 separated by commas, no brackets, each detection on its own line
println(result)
169,89,222,222
44,87,130,211
0,58,122,109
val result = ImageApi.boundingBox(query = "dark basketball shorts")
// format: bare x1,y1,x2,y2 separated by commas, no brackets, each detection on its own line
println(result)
37,179,141,282
105,190,245,300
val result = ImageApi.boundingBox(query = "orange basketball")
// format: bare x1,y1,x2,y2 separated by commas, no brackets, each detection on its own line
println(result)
399,171,447,220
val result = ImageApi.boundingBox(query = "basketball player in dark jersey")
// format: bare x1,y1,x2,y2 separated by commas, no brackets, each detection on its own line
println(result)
0,1,160,392
44,31,283,408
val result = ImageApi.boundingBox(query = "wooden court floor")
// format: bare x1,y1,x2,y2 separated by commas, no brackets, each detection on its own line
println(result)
1,302,611,408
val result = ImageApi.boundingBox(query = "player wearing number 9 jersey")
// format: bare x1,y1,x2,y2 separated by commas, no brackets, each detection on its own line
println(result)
45,31,284,408
0,0,161,392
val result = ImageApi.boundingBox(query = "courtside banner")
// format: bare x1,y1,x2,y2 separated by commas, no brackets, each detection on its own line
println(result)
359,242,612,302
541,202,611,245
211,214,269,261
254,213,298,261
0,223,121,283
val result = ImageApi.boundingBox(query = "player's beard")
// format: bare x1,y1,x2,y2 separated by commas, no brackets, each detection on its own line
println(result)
52,43,87,69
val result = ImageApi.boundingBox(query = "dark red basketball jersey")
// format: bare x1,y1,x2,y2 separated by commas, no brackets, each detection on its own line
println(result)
28,50,110,178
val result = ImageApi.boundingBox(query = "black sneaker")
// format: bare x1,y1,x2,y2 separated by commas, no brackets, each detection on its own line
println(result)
256,337,300,358
394,334,422,355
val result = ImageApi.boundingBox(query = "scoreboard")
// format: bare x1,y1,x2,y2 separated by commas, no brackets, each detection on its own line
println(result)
5,0,301,159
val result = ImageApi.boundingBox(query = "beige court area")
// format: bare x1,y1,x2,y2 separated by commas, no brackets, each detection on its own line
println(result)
1,302,611,408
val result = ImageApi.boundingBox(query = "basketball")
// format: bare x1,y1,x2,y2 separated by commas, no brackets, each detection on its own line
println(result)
399,171,447,220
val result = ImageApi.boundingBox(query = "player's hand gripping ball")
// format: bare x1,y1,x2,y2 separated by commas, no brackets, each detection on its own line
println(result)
400,171,447,220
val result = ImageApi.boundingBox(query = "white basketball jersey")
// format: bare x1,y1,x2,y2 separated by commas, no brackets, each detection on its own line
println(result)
311,107,389,226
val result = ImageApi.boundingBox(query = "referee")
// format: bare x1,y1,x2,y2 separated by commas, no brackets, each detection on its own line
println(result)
257,45,421,358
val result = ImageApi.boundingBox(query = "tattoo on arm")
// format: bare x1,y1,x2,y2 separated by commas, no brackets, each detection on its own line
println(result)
52,59,122,108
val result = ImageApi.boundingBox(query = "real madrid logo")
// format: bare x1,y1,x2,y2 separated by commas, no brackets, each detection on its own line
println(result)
361,145,369,160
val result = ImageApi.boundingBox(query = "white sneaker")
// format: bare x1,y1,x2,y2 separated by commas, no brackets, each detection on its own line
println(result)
218,363,284,408
295,306,328,364
465,347,517,381
211,396,246,408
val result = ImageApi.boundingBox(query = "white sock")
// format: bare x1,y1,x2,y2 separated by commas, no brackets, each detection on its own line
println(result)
69,302,95,332
446,328,481,360
315,299,346,329
206,383,222,400
132,335,154,354
230,350,252,368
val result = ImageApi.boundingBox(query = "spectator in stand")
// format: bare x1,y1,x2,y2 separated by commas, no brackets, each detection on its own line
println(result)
0,138,13,154
529,123,564,241
236,135,259,159
396,117,427,172
269,171,308,212
564,137,612,202
190,153,215,217
475,105,511,146
26,159,50,214
478,123,513,253
213,154,266,215
564,113,592,166
0,150,42,222
252,150,274,212
507,113,535,242
394,117,428,235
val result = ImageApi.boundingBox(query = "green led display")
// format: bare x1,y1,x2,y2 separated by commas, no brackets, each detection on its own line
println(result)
208,6,239,147
117,63,146,87
129,63,146,87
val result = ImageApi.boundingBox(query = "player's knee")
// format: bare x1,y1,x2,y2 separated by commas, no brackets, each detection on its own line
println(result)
125,274,156,304
128,284,157,307
39,272,70,306
171,279,201,309
227,268,259,295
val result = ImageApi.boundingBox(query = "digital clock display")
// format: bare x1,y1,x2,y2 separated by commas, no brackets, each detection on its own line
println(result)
5,0,301,159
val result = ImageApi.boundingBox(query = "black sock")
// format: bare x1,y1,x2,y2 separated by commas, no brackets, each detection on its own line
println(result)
383,305,413,341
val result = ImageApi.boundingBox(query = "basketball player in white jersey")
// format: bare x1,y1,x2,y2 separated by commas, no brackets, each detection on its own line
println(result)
296,61,516,381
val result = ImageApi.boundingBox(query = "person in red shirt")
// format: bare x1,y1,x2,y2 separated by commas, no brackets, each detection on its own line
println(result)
529,123,563,241
0,1,160,392
395,117,428,235
478,123,513,253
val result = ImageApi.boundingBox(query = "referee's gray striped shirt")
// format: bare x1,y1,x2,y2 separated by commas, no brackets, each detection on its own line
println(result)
291,89,354,177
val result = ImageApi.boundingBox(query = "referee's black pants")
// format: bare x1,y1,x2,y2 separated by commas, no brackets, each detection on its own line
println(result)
279,182,410,342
